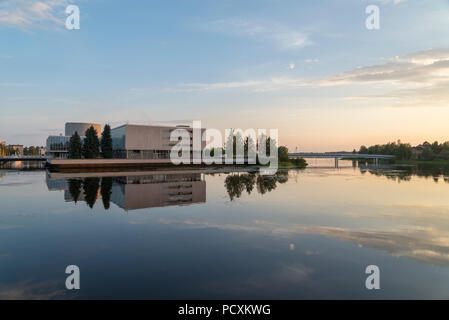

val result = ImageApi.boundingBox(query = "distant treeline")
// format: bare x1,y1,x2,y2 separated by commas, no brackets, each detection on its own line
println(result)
0,145,44,156
357,140,449,161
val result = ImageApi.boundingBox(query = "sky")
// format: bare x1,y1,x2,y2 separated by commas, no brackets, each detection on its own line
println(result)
0,0,449,151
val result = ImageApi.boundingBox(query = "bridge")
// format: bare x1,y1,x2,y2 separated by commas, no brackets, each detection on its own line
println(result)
288,153,395,168
0,156,48,164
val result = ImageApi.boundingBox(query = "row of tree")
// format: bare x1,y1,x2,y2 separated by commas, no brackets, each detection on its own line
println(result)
68,125,113,159
207,131,277,158
0,145,43,156
68,177,112,209
212,129,307,166
357,140,449,161
358,140,413,160
23,146,43,156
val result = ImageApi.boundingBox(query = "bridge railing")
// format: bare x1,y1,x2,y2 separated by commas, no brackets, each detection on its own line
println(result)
0,156,48,160
288,153,395,159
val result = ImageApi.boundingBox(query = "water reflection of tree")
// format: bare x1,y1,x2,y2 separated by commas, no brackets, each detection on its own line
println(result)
101,177,113,210
83,177,100,208
68,179,82,203
225,172,288,200
360,164,449,183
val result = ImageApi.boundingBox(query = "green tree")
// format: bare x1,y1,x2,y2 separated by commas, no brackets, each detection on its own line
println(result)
278,146,290,162
420,148,434,161
82,126,100,159
101,124,113,159
431,141,440,154
359,145,368,154
68,131,83,159
244,136,256,161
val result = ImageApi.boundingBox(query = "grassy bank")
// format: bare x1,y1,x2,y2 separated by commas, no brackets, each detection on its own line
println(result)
279,159,308,169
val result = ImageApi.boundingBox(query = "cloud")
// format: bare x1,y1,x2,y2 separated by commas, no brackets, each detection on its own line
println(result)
166,48,449,107
168,78,308,93
157,215,449,267
208,18,311,49
0,82,29,86
0,0,76,31
0,279,71,299
320,48,449,86
373,0,408,5
0,54,13,59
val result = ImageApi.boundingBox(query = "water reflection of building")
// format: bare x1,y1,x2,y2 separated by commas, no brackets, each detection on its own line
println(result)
110,173,206,210
46,171,206,211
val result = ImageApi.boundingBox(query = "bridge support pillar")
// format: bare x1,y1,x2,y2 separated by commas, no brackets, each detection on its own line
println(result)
375,158,378,167
334,157,339,168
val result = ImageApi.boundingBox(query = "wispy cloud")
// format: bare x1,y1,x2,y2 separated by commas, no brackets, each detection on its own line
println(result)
373,0,408,5
166,48,449,107
321,48,449,86
164,78,308,93
0,0,76,31
0,54,13,59
0,82,29,86
208,18,311,49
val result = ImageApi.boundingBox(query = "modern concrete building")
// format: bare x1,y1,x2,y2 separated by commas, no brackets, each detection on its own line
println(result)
46,122,206,162
111,124,206,159
46,122,101,159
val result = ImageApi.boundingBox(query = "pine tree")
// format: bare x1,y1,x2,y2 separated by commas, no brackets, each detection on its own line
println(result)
83,177,100,209
68,131,82,159
101,124,113,158
82,126,100,159
101,177,113,210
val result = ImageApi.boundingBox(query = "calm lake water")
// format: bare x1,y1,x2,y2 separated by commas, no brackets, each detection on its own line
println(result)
1,163,449,299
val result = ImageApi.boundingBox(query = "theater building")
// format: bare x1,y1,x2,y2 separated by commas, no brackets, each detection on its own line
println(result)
46,122,101,159
111,124,206,159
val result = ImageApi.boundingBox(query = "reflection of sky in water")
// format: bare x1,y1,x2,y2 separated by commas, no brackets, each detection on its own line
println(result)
1,167,449,299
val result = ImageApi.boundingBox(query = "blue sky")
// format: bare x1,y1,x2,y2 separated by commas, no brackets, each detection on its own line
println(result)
1,0,449,151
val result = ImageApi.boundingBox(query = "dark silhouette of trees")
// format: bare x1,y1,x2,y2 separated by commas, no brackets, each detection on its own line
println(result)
278,146,289,162
82,126,100,159
68,179,82,203
224,175,245,200
101,124,113,159
358,140,412,160
224,172,287,200
68,131,83,159
359,140,449,161
101,177,113,210
83,177,100,208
